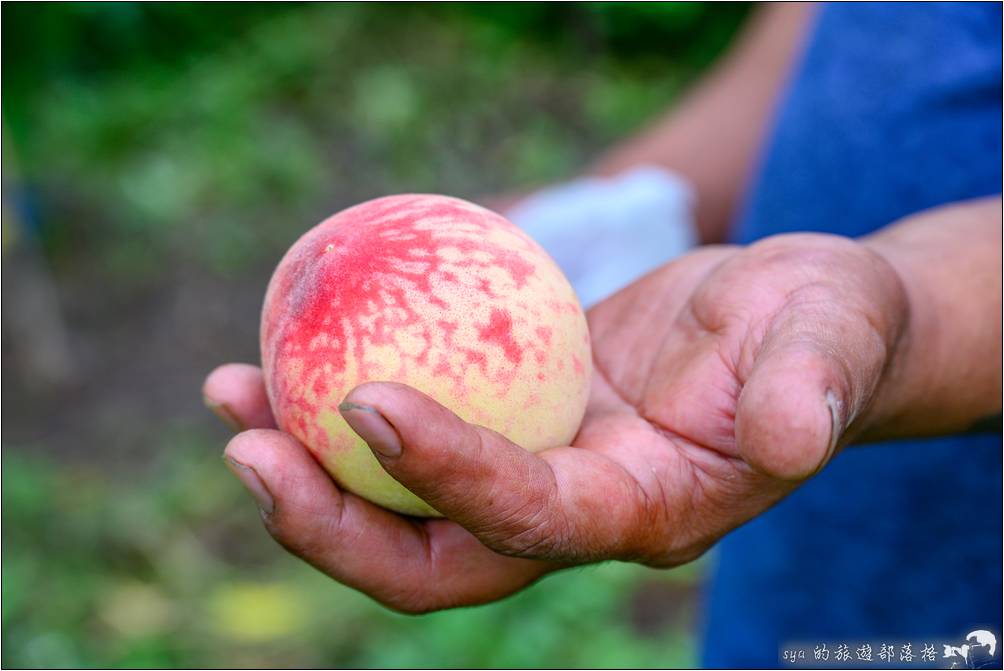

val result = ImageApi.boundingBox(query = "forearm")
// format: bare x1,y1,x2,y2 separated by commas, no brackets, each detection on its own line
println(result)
862,196,1003,441
592,3,814,243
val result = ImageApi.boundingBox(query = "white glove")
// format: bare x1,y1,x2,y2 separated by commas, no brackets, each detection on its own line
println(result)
505,165,698,309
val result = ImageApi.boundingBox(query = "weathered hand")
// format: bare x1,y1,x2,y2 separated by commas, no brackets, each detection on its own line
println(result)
204,232,909,612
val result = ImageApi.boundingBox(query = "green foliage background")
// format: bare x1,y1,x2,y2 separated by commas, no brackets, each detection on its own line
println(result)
2,3,747,668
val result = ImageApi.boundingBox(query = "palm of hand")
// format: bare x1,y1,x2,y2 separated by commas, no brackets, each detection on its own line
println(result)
573,235,903,565
570,246,777,567
573,245,805,567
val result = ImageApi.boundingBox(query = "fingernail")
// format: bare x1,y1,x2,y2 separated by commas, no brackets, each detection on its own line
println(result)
339,401,402,458
205,397,243,432
223,455,275,515
824,389,843,461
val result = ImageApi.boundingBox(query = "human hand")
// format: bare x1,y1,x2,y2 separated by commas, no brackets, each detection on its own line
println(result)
204,231,910,612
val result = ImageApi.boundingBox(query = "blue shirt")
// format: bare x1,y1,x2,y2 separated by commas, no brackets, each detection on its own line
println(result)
702,3,1002,666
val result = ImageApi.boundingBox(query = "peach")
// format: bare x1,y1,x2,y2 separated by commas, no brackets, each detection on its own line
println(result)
260,194,591,516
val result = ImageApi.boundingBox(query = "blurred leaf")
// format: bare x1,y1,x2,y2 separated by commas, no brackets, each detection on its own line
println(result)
18,631,81,669
99,582,176,638
353,67,422,138
208,582,308,643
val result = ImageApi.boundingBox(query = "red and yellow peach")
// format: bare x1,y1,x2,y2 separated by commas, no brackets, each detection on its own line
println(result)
261,194,591,516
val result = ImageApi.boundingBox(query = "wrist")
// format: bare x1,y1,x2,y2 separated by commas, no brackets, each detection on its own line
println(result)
855,235,934,443
857,199,1003,442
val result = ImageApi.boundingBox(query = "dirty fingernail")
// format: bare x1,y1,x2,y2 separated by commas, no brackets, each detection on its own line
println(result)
339,401,402,458
224,455,275,514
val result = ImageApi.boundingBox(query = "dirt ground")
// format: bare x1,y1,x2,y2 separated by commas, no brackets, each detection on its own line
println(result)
3,250,267,465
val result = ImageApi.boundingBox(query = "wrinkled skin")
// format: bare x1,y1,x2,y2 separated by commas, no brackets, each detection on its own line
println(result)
204,232,908,613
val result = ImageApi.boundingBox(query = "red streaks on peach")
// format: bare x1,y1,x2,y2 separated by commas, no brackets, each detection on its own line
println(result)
477,309,522,365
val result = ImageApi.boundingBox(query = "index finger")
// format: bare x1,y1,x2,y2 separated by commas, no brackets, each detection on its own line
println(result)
203,363,277,430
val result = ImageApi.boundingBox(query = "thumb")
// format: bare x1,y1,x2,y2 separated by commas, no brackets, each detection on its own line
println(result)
337,381,567,556
735,340,852,482
337,381,648,562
